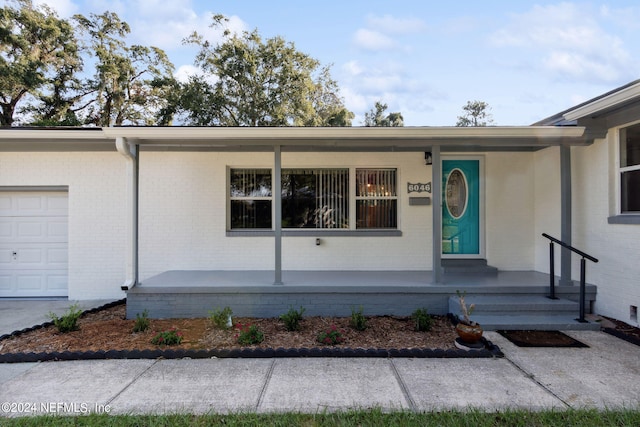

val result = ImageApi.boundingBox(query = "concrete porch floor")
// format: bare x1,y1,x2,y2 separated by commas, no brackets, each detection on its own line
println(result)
136,270,570,289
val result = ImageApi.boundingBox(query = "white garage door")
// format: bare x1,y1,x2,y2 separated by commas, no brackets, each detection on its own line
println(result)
0,192,68,297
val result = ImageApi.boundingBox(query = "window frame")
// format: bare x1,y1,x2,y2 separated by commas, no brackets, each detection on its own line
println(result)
227,166,401,234
355,168,399,229
609,122,640,224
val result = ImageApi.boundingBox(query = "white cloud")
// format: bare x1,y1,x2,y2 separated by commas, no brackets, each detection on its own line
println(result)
33,0,78,17
490,3,634,83
352,29,396,51
174,64,218,84
352,13,425,52
128,5,248,52
365,14,426,34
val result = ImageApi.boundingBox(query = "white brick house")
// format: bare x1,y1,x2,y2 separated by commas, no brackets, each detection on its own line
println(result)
1,80,639,326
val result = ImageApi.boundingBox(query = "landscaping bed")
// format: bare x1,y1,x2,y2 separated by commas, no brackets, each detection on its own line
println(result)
0,300,502,361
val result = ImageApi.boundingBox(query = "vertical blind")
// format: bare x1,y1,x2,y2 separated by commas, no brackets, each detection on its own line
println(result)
356,169,397,228
282,169,349,228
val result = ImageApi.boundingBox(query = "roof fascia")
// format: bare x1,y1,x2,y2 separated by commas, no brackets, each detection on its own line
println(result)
563,81,640,121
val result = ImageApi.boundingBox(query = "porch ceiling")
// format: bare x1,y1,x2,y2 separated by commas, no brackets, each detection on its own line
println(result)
0,125,589,152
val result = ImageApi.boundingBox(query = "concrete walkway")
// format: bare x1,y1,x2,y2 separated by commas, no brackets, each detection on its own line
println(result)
1,330,639,416
1,300,640,416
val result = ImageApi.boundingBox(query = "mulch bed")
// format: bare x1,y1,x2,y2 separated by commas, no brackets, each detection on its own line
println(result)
497,330,589,348
0,300,503,362
601,316,640,347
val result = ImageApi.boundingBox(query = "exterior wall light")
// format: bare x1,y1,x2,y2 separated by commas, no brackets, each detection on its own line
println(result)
425,152,433,165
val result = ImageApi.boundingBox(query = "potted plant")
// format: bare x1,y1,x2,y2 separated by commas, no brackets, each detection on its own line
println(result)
455,291,483,343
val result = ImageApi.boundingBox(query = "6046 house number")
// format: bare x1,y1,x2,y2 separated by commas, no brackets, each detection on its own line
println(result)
407,182,431,193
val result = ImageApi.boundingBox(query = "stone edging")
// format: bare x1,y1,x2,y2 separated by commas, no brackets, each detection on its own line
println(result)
0,300,504,363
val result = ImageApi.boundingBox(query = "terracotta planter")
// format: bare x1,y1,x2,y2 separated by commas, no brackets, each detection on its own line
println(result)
455,322,483,343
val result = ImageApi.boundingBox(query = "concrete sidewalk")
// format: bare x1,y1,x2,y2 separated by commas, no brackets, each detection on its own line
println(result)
0,300,113,337
1,330,639,416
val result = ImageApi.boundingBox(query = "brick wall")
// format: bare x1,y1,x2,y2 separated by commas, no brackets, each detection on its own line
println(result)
0,152,127,300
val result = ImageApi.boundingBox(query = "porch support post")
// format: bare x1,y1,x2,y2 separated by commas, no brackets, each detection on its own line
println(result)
273,144,283,285
115,137,139,290
560,145,572,286
431,146,443,283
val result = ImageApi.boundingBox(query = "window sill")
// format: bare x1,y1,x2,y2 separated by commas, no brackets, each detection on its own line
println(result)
226,229,403,237
608,214,640,224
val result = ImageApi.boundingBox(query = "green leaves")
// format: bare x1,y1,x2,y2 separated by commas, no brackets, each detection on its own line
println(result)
0,0,80,125
456,100,494,127
178,19,352,127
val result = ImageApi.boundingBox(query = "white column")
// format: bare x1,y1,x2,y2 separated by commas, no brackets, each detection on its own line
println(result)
115,137,138,290
431,146,443,283
560,145,572,285
274,145,283,285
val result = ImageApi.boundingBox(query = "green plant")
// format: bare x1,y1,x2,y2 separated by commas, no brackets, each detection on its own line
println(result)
456,290,476,325
317,324,345,345
209,306,233,330
132,309,150,333
236,323,264,345
350,306,367,331
279,306,305,331
411,308,433,332
48,304,82,333
151,328,183,346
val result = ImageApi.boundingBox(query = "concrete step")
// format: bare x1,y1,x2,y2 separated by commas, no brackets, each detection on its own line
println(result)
448,295,578,314
441,259,498,276
448,295,599,331
469,314,601,331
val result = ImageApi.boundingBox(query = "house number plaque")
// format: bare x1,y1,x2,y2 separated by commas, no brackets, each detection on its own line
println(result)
407,182,431,193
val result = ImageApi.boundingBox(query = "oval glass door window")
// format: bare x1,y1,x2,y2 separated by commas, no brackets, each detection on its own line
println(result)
445,168,468,219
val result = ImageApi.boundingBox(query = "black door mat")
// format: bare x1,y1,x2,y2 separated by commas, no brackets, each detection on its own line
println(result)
497,330,589,348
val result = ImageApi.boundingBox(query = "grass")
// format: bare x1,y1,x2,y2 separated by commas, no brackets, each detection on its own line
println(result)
4,408,640,426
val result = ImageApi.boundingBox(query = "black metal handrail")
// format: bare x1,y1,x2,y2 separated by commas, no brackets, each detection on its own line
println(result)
542,233,599,322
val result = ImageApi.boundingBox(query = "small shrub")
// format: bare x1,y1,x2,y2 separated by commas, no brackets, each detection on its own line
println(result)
236,323,264,345
280,306,305,331
132,310,150,333
350,306,367,331
151,328,183,346
317,325,345,345
209,306,233,330
411,308,434,332
48,304,82,333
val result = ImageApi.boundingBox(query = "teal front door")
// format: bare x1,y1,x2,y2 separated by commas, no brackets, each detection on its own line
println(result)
442,159,480,256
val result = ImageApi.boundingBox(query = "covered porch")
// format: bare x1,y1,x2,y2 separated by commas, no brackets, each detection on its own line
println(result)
107,126,599,329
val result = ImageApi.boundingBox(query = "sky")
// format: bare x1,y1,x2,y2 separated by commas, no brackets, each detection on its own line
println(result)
14,0,640,126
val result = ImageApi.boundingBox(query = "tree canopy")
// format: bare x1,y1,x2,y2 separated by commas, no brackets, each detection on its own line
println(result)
167,19,352,126
363,101,404,127
455,100,494,127
0,5,353,127
0,0,80,126
72,11,175,126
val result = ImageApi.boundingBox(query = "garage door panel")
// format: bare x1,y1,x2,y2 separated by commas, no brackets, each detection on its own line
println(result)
0,275,10,291
48,248,68,264
0,222,10,237
17,248,42,264
0,218,67,243
48,221,68,238
0,192,68,297
47,275,68,291
0,193,68,217
17,221,43,238
16,275,43,291
0,249,11,264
